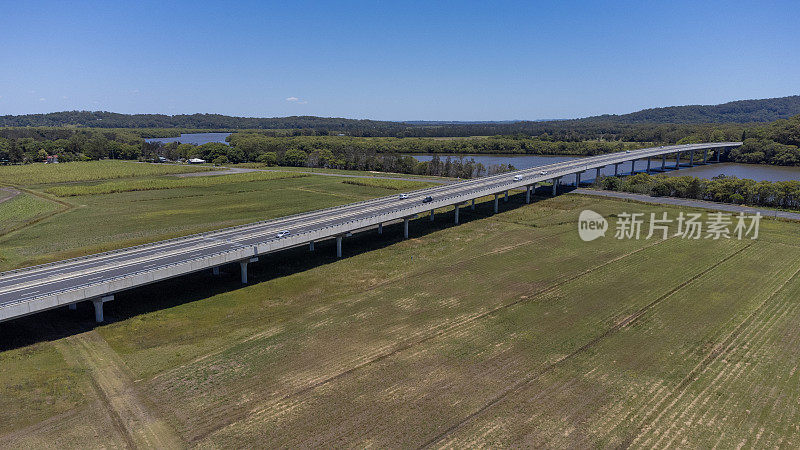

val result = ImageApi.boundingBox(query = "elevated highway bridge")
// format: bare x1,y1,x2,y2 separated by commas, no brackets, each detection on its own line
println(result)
0,142,741,323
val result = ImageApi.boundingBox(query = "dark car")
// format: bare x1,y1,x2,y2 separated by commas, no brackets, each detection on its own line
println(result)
422,196,433,203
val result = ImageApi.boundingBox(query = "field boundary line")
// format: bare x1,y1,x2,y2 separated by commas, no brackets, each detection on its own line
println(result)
417,242,753,449
0,185,76,241
57,331,184,449
625,253,800,448
192,235,671,442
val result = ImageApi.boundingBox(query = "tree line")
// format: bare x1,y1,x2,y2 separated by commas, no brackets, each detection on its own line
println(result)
597,173,800,210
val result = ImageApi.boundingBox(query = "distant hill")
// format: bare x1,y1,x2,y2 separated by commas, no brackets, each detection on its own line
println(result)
578,95,800,124
0,111,405,134
1,96,797,137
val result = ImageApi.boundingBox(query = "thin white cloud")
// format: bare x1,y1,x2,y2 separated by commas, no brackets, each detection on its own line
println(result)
286,96,308,104
39,97,46,102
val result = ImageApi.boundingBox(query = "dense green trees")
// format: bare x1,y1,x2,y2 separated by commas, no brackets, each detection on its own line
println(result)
597,173,800,210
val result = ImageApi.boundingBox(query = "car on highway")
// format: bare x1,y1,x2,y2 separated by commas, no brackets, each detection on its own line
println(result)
398,193,409,199
539,170,548,175
513,174,523,181
626,150,631,153
422,196,433,203
276,230,291,238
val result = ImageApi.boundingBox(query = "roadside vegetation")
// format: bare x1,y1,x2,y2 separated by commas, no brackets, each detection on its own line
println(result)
2,194,800,447
596,172,800,210
340,178,432,191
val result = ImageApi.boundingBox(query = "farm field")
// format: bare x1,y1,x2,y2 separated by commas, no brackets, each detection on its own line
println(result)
0,161,437,271
1,191,799,447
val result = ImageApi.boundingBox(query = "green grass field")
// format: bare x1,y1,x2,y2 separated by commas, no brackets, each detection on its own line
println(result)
1,181,799,447
0,160,213,185
0,161,438,271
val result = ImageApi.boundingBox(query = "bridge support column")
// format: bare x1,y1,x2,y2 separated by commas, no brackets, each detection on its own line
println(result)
454,204,460,224
552,178,559,196
703,149,708,164
471,198,475,210
212,266,220,276
504,190,508,202
614,163,620,176
646,158,651,174
68,303,77,311
675,152,681,168
493,194,499,213
525,185,531,203
240,261,249,284
378,223,383,235
716,148,721,162
575,171,582,187
630,159,636,174
336,235,343,258
92,295,114,323
403,217,409,239
596,167,601,180
689,151,695,166
309,241,314,251
662,154,666,170
430,209,435,221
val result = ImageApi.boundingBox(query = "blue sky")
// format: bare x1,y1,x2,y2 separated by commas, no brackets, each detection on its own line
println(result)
1,0,798,120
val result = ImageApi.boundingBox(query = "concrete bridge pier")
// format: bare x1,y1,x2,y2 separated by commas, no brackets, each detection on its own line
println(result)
716,148,721,162
504,190,508,202
336,235,343,257
309,241,315,251
675,152,681,168
92,295,115,323
596,167,602,180
494,194,499,213
403,217,410,239
212,266,220,276
630,159,636,174
525,185,531,203
471,198,475,210
662,154,667,171
430,209,435,221
454,204,461,224
378,223,383,235
68,303,77,311
689,151,695,166
552,177,560,196
240,258,257,284
703,149,709,164
614,163,620,176
646,158,652,173
575,171,582,187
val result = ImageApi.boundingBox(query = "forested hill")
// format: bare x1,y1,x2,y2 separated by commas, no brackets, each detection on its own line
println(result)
1,95,797,136
0,112,406,134
579,95,800,124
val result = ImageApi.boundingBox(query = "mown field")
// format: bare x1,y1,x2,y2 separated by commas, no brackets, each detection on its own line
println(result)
0,161,437,271
1,186,799,447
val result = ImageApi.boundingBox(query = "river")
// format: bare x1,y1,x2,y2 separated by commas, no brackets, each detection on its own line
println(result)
407,154,800,183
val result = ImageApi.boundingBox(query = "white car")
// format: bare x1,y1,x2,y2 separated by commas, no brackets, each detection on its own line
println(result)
398,193,409,199
513,174,523,181
625,150,631,153
539,170,548,175
276,230,291,238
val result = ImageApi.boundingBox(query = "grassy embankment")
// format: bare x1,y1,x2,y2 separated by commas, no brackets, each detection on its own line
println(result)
0,160,436,271
1,188,799,447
